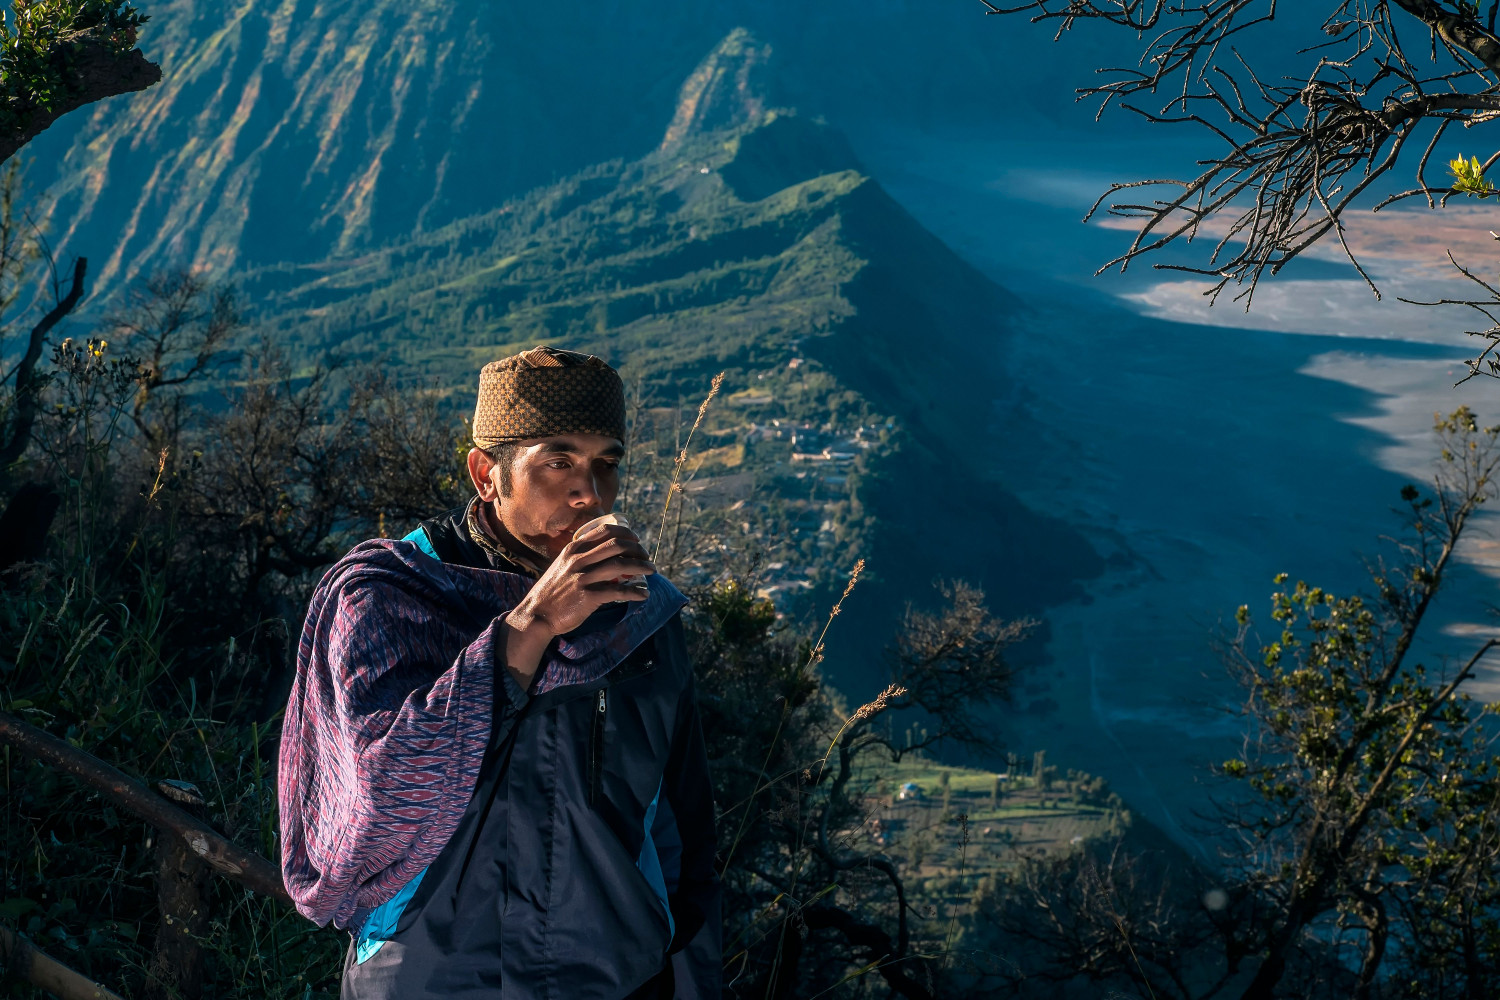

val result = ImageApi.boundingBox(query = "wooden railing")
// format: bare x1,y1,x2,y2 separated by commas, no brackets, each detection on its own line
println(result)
0,710,289,999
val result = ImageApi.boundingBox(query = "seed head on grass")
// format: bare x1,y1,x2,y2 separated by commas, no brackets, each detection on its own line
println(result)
830,558,862,615
653,371,724,561
849,682,905,726
805,558,865,672
144,448,168,505
817,682,906,782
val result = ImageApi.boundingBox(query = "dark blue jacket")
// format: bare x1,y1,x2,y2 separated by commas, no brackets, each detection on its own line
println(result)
340,507,721,999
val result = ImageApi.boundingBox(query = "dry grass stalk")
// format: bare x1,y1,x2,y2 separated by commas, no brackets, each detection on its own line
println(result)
652,371,724,561
805,558,865,673
817,682,906,782
721,557,867,877
144,447,168,504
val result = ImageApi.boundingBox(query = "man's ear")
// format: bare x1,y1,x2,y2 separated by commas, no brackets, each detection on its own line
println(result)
467,447,498,502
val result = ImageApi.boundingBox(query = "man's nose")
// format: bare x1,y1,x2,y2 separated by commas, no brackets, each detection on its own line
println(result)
570,469,603,507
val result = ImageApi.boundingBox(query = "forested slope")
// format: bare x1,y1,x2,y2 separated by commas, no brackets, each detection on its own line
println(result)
242,90,1102,691
28,5,1102,288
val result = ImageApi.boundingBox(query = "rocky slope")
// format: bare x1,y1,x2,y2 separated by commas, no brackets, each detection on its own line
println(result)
29,7,1091,290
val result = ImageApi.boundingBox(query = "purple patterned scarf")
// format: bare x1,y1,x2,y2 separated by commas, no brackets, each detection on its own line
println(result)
278,538,686,929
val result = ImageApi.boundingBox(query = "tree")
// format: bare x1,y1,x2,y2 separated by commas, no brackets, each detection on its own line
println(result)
697,573,1031,998
101,269,240,452
1216,406,1500,999
0,0,159,164
0,0,162,526
947,408,1500,1000
959,837,1251,1000
980,1,1500,383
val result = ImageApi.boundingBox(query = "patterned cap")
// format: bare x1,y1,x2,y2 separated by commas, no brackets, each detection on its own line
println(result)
472,346,626,448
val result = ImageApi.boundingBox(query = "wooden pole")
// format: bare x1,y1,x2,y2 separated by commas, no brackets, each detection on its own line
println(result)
144,782,211,1000
0,923,125,1000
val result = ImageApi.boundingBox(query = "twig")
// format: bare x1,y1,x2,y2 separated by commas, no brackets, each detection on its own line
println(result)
0,257,87,467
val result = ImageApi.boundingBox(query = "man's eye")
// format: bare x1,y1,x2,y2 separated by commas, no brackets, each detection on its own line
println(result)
547,460,569,470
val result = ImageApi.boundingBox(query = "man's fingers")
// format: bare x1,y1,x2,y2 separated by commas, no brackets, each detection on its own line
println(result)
571,535,651,569
579,559,656,586
564,529,638,562
584,580,652,602
569,523,638,549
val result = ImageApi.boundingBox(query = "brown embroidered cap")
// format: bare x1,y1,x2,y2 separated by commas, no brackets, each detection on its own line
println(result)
472,346,626,448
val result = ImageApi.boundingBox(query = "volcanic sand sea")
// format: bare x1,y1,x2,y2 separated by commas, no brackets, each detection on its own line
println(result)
853,125,1500,856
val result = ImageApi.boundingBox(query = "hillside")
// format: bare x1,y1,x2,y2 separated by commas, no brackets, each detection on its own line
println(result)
242,43,1103,694
27,5,1109,290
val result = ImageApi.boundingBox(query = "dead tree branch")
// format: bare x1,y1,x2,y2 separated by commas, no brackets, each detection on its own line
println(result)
0,256,86,468
978,2,1500,316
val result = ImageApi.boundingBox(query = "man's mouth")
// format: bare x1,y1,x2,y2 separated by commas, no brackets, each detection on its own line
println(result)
551,513,601,537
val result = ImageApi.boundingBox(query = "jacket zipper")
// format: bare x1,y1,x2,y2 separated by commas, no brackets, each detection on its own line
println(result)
589,687,607,805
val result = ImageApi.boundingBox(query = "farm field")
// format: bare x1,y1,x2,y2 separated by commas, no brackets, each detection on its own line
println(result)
852,757,1130,921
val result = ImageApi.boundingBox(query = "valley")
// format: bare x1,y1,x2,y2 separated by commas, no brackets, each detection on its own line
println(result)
26,12,1500,863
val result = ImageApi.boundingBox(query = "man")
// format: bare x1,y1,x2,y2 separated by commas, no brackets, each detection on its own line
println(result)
278,347,721,999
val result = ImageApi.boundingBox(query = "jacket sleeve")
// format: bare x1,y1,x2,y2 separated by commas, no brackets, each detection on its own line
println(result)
659,619,722,1000
278,548,501,930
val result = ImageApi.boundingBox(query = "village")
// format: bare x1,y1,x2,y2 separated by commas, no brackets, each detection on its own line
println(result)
631,360,898,607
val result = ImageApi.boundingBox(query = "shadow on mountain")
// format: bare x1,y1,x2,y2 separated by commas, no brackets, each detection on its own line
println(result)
244,31,1105,694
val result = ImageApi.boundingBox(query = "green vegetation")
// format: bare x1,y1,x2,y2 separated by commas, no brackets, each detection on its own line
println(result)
0,0,157,162
1,0,146,107
861,758,1129,900
245,107,1101,664
0,327,364,996
246,110,934,408
5,22,1496,996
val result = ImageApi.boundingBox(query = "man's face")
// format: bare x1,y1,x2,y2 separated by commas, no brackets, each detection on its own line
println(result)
466,433,625,561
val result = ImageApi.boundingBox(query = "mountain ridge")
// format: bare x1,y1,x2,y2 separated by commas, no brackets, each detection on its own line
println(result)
29,7,1100,291
245,101,1102,693
660,28,771,154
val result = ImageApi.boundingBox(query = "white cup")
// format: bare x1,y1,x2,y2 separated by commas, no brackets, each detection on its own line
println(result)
573,513,649,590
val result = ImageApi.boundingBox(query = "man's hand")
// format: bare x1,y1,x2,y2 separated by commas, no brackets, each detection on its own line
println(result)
501,522,655,690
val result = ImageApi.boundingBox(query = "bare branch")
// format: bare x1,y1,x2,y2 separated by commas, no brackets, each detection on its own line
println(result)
0,255,86,468
982,1,1500,313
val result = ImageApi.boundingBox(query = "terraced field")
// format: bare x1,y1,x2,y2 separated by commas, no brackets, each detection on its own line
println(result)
853,759,1132,922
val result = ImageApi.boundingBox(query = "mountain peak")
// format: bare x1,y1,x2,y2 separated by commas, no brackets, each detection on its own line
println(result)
660,28,772,152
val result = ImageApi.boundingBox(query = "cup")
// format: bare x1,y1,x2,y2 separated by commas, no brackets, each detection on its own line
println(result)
573,513,649,590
